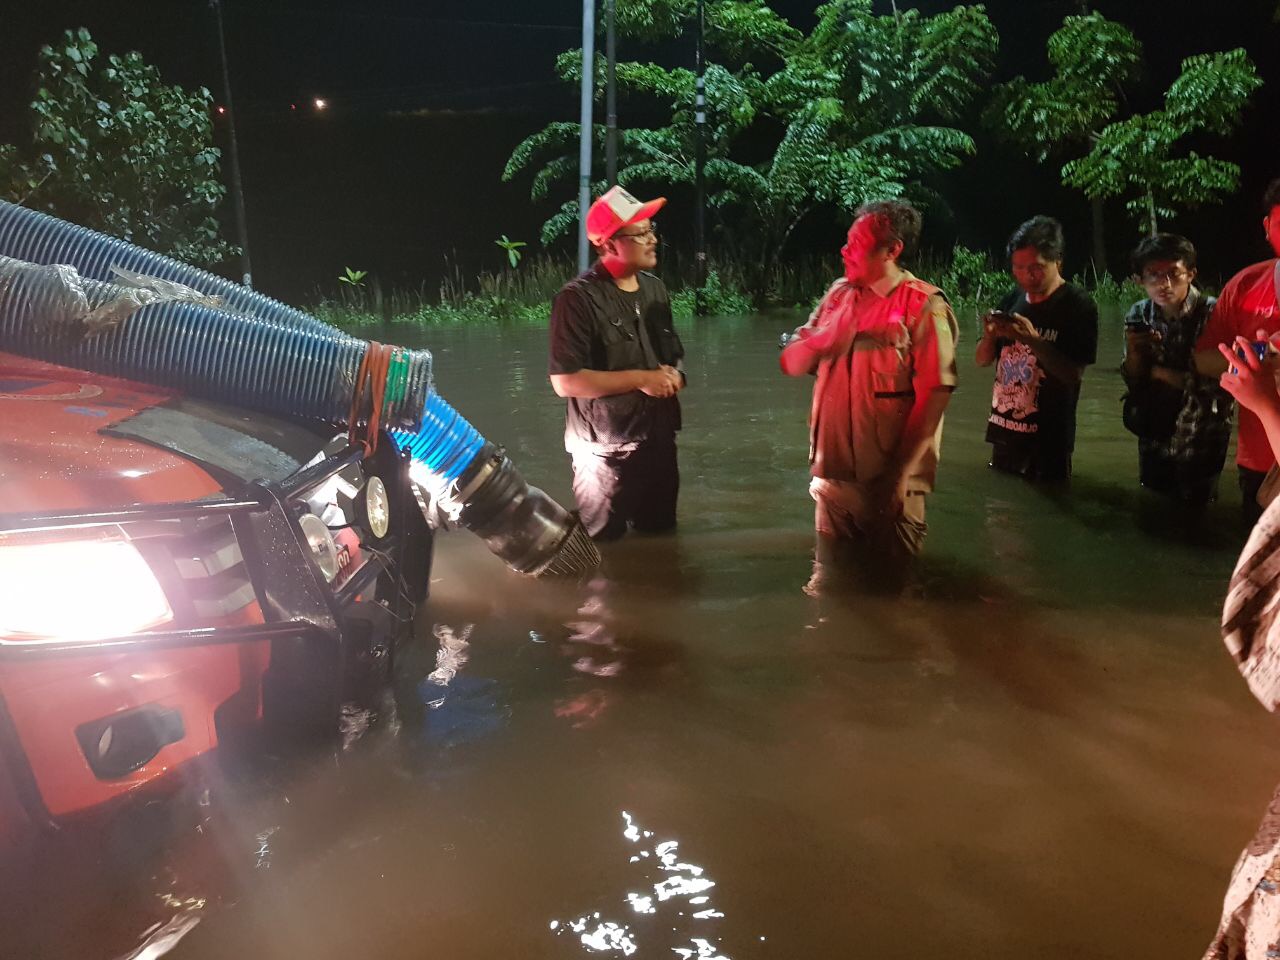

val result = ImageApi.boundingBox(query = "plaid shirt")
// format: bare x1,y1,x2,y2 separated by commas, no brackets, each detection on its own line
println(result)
1121,288,1234,465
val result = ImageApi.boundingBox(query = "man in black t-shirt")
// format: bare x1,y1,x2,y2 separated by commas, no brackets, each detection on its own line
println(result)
976,216,1099,482
548,186,686,541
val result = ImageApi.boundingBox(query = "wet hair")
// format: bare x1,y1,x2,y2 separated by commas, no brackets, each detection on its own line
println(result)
854,200,922,262
1130,233,1198,276
1006,215,1065,263
1264,177,1280,216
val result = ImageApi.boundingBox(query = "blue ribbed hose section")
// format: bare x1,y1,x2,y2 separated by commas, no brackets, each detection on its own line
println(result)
391,393,486,486
0,258,432,430
0,201,326,334
0,201,486,484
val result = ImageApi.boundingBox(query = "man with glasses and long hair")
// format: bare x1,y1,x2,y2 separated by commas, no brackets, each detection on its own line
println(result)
548,186,686,541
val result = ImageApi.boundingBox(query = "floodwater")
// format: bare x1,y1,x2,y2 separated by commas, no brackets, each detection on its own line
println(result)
11,309,1280,959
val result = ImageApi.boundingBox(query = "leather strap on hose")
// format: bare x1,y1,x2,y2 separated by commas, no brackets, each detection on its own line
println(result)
347,341,393,457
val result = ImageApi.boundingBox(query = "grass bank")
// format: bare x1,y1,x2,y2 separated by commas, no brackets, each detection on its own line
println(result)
311,245,1145,333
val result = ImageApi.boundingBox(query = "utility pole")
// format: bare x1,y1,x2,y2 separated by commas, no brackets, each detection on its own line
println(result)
605,0,618,185
693,0,707,316
211,0,253,288
577,0,596,272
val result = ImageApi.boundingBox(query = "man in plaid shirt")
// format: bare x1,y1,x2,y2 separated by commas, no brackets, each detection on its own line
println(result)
1121,233,1233,508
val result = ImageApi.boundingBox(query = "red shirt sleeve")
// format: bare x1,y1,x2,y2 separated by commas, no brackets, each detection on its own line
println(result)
1196,274,1241,353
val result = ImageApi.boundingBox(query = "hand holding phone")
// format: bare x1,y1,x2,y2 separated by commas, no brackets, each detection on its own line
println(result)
1219,334,1280,415
1230,340,1269,375
982,310,1013,337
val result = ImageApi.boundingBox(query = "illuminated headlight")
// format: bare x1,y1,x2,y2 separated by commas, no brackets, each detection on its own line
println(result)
363,476,390,540
298,513,339,582
0,534,173,642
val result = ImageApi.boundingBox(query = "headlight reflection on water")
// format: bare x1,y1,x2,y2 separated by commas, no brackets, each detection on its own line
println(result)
549,811,738,959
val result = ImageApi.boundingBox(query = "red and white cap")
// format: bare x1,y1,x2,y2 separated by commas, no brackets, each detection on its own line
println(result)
586,185,667,244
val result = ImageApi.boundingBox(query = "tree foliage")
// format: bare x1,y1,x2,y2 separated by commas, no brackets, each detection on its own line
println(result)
0,28,236,267
988,14,1261,237
503,0,996,300
985,13,1141,163
718,0,996,280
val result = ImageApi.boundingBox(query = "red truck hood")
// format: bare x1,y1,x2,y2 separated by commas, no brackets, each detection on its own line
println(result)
0,351,224,513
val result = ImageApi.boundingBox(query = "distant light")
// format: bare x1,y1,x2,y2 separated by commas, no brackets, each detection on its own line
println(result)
216,105,226,115
290,103,297,111
314,97,328,110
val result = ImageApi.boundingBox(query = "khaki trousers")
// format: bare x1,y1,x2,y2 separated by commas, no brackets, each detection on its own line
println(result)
809,477,927,588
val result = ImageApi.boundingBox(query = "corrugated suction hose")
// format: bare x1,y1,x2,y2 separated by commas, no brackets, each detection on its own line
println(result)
0,201,598,578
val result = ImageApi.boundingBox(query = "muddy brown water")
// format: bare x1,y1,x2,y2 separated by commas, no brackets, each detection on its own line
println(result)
11,310,1280,959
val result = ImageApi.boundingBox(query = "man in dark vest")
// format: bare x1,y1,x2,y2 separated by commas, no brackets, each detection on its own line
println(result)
548,186,686,541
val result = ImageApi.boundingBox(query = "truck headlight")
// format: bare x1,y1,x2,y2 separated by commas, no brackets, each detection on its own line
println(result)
298,513,339,582
0,533,174,642
363,476,390,540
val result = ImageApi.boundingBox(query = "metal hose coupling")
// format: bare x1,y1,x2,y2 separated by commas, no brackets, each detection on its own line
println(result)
415,443,600,578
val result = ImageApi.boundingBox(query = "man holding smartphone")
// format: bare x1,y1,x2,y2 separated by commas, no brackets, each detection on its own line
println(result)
1120,234,1231,508
976,216,1099,483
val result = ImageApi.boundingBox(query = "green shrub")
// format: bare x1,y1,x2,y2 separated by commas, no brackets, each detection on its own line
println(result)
671,270,754,318
937,244,1010,306
1075,266,1144,306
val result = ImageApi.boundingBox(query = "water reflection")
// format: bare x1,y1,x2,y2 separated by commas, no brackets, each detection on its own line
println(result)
564,579,626,678
551,812,736,959
418,621,511,749
115,911,203,960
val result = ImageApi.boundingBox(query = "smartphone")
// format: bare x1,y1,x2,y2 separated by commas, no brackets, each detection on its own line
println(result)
1229,340,1269,374
984,310,1013,333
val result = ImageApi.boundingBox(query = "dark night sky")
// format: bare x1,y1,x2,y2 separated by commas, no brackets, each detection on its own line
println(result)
0,1,1277,300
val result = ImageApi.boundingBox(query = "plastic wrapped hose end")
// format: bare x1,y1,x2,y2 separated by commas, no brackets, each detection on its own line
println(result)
444,445,600,578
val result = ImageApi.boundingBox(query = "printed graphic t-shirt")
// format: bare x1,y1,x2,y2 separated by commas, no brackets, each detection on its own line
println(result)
984,282,1099,457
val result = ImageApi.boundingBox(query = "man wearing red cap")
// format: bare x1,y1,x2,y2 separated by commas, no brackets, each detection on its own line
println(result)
781,200,958,590
548,186,686,541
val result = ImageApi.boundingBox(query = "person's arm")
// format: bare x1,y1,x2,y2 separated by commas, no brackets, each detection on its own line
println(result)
1149,365,1188,389
1219,335,1280,461
1121,302,1155,382
1195,346,1230,378
877,296,958,515
1194,286,1237,377
1124,335,1182,385
975,324,1001,367
879,387,954,508
548,285,682,399
1010,316,1085,384
975,302,1011,367
1005,312,1088,386
550,367,678,399
652,281,687,385
780,281,850,377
